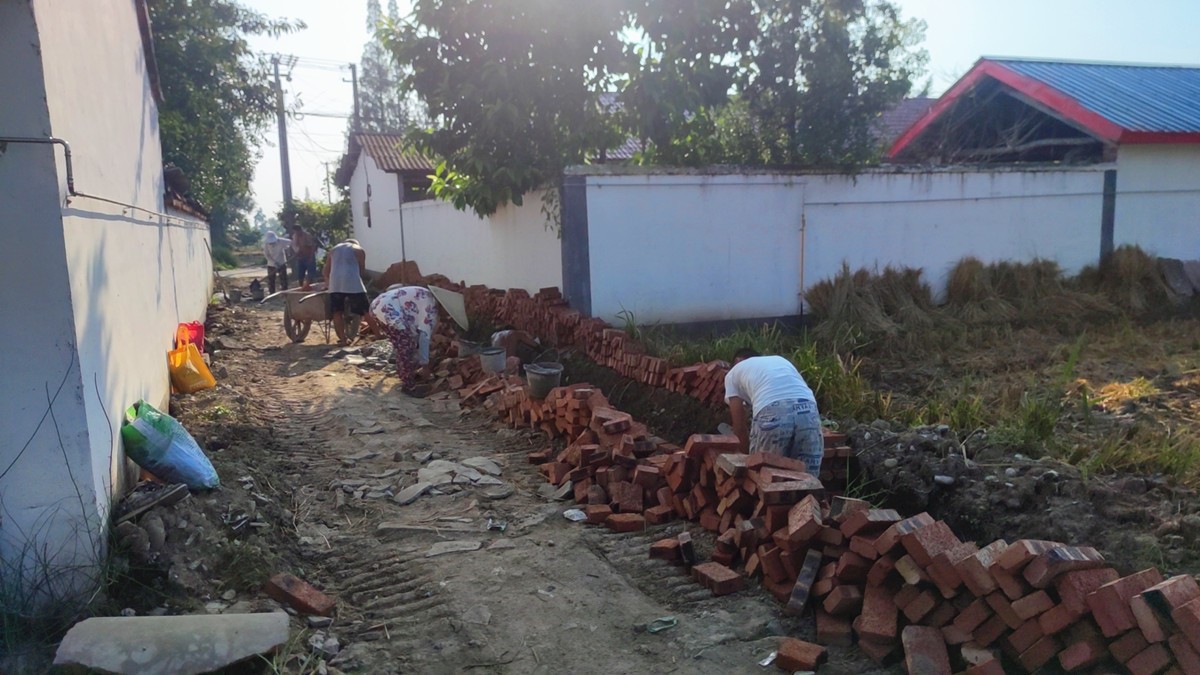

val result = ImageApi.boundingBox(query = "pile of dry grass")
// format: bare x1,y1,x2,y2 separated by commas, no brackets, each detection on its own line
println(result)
944,257,1017,325
1078,245,1175,315
805,264,899,348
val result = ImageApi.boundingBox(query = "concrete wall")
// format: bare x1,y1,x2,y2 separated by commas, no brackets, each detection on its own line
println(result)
1115,145,1200,257
0,0,212,580
573,168,1111,324
350,153,563,291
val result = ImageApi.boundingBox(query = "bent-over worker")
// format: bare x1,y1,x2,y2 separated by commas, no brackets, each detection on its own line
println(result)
262,231,291,293
490,326,539,364
724,348,823,473
369,285,440,394
323,239,368,346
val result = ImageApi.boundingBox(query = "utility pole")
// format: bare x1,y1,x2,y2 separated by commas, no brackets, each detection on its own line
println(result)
348,63,361,133
322,162,333,204
273,55,295,226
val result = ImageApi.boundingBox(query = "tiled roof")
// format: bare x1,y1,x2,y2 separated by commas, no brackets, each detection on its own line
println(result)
335,132,435,187
875,97,935,144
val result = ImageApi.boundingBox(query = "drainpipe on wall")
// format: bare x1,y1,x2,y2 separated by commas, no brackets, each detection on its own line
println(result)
0,136,75,195
396,173,408,283
1100,169,1117,264
798,196,807,318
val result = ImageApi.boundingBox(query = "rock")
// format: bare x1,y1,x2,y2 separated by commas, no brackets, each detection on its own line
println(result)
394,482,433,506
462,606,492,625
343,451,380,462
307,616,333,629
211,336,248,350
474,475,504,487
53,613,290,675
553,481,574,501
455,465,484,482
344,355,367,366
426,541,482,557
536,483,559,500
425,459,464,474
120,608,136,617
143,515,167,553
883,458,899,469
223,601,255,615
461,457,502,476
221,589,237,601
488,539,517,550
414,451,434,463
309,631,340,658
417,469,453,486
933,475,955,486
481,484,514,501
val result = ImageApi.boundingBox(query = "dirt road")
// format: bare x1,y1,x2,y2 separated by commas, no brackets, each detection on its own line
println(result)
169,298,889,674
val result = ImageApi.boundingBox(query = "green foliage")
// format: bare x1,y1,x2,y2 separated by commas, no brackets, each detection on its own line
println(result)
356,0,423,133
148,0,302,245
210,246,239,271
280,199,351,249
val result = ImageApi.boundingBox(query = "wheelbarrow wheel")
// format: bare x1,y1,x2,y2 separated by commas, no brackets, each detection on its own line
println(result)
283,304,311,343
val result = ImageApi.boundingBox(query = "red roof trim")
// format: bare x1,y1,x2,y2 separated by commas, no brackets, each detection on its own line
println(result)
888,59,1131,158
1121,131,1200,144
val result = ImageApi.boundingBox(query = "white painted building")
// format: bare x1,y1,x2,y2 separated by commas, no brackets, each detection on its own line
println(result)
0,0,212,594
336,132,562,291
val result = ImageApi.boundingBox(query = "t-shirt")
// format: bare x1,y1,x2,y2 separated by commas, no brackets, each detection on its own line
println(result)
724,355,816,413
327,242,366,294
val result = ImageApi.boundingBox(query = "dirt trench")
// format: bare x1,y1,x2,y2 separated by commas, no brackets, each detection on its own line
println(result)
140,300,893,674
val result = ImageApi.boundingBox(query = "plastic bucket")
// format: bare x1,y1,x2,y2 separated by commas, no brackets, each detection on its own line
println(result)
480,347,506,374
525,362,564,399
457,339,482,356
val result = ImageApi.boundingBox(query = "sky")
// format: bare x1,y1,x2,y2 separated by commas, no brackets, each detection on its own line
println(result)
243,0,1200,217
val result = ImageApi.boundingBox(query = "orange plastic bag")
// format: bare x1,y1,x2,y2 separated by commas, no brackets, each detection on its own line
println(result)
168,326,216,393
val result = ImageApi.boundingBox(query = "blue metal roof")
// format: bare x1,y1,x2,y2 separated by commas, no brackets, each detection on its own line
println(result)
992,58,1200,133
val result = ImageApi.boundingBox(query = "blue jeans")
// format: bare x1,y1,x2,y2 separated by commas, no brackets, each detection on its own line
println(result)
294,254,318,285
750,399,824,474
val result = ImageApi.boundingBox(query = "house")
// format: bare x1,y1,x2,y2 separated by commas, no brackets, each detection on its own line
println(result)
890,58,1200,258
335,132,562,291
0,0,212,597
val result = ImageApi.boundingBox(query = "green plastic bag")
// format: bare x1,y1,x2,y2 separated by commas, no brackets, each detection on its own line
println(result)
120,400,219,489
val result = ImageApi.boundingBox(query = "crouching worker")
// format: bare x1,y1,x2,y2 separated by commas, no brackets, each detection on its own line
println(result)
724,348,824,473
490,326,539,364
369,285,440,395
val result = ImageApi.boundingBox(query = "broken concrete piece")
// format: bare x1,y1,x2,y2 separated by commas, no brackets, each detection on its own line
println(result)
425,460,464,474
53,613,289,675
455,465,484,482
414,451,434,463
461,457,502,476
426,540,482,557
474,475,504,486
394,482,433,505
482,484,514,500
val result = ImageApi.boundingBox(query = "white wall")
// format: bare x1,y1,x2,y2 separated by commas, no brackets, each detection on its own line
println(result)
1,0,212,580
350,153,563,291
581,168,1110,324
1115,145,1200,257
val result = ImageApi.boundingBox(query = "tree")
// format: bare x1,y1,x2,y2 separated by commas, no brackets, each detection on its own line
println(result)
147,0,302,245
356,0,422,133
280,199,351,249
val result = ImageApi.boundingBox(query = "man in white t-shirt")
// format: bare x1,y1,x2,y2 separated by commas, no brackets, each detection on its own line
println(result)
724,348,823,473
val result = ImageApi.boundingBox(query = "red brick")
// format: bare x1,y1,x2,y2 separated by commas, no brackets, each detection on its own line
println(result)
1022,546,1105,588
786,495,823,546
1171,597,1200,654
1058,635,1108,672
962,658,1005,675
745,450,809,473
903,588,940,624
957,540,1009,597
683,434,741,458
818,525,846,547
973,614,1011,647
784,548,824,616
992,564,1033,601
942,624,972,646
873,512,935,556
812,576,837,598
605,512,645,533
867,555,898,586
986,592,1025,630
1055,567,1120,614
824,584,864,617
901,625,951,675
900,520,961,568
1018,635,1062,672
1013,590,1055,620
859,583,899,642
858,637,898,664
775,638,826,671
925,601,957,629
849,534,881,561
1006,619,1045,654
816,608,854,646
539,461,572,485
828,495,872,523
1168,633,1200,674
953,597,994,634
840,508,902,537
692,562,744,596
644,504,675,525
895,583,923,610
649,538,681,561
1088,568,1166,637
1038,603,1084,635
1112,630,1151,663
835,551,872,584
264,573,336,616
1144,574,1200,617
585,504,613,524
607,480,644,513
1126,644,1172,675
927,541,976,597
997,539,1062,572
1131,594,1167,643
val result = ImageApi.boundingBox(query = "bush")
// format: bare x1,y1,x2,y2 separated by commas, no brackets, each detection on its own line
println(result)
210,245,238,270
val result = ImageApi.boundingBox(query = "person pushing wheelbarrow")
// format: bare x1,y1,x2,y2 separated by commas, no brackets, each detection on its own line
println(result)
367,283,468,396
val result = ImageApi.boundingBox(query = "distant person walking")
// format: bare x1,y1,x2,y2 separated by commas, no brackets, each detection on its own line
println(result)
323,239,368,346
289,225,319,287
369,285,440,394
724,348,824,473
261,231,291,294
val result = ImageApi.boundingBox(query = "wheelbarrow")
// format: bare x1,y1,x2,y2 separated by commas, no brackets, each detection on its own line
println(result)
261,289,362,344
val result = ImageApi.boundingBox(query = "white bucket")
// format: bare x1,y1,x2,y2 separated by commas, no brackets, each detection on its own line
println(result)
480,347,506,374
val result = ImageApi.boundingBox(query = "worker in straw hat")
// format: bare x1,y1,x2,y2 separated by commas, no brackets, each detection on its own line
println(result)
368,284,468,395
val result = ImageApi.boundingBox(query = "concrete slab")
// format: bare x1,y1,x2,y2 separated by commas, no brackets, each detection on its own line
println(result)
53,613,289,675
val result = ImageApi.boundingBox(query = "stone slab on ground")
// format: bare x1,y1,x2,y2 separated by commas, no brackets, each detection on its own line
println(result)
53,613,288,675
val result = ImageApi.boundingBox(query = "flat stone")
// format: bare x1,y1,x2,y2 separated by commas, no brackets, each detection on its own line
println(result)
482,484,514,500
393,482,432,505
488,539,517,550
414,451,434,463
426,540,482,557
455,465,484,482
425,460,465,475
54,613,289,675
536,483,559,500
344,451,380,462
307,616,333,628
452,474,473,485
553,481,574,501
462,606,492,625
461,457,502,476
344,355,368,366
416,469,453,486
474,475,504,487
